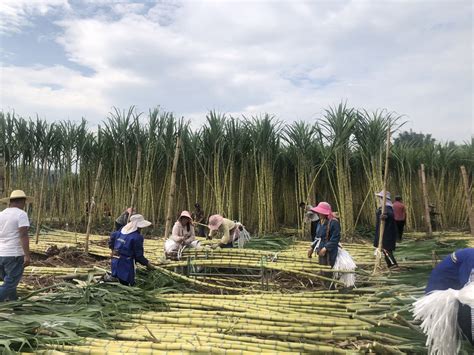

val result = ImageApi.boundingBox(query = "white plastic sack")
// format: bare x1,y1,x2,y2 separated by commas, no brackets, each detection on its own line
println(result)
333,248,357,287
412,282,474,355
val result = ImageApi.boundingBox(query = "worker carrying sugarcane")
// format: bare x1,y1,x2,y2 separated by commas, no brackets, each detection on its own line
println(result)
108,214,154,286
207,214,250,248
164,211,201,259
413,248,474,354
373,191,399,269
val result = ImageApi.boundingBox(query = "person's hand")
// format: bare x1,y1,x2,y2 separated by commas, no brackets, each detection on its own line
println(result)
380,214,388,220
23,255,31,267
307,248,313,258
318,247,327,256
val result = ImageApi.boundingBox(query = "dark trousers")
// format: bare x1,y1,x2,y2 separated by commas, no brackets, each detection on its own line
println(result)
458,303,473,345
383,249,398,268
395,220,405,241
310,221,318,241
318,254,336,289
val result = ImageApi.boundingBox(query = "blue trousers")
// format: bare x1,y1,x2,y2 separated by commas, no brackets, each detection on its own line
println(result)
0,256,24,301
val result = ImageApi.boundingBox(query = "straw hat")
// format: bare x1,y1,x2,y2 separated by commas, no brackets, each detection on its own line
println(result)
179,210,192,220
208,214,224,231
311,202,333,216
0,190,33,203
121,214,152,234
375,190,391,200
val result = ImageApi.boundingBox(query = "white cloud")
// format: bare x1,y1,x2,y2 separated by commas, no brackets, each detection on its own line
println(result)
0,0,472,141
0,0,68,34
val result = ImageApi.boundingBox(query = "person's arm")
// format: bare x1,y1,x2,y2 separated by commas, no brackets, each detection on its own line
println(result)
319,222,340,256
185,226,196,245
109,231,118,250
170,224,185,243
19,226,30,267
133,235,149,266
220,224,231,245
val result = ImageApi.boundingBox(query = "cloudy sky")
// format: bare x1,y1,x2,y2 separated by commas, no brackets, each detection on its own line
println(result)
0,0,472,142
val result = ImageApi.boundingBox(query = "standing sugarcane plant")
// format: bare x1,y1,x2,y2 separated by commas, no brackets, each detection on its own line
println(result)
164,135,181,238
85,161,102,253
320,102,357,239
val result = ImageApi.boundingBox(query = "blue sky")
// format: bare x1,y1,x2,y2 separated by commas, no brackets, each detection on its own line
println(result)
0,0,472,142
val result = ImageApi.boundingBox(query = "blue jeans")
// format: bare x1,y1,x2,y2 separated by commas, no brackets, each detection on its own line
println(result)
0,256,24,301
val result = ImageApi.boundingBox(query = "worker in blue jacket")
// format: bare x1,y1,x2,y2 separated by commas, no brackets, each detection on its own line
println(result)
307,202,340,267
108,214,154,286
422,248,474,347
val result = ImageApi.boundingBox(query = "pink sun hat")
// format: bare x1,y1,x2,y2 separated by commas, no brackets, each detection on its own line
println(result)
179,210,192,220
208,214,224,231
311,202,333,217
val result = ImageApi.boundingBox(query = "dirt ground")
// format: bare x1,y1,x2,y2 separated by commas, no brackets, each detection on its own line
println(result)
31,246,109,268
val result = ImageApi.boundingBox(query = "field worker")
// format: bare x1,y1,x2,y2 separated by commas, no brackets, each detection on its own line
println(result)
208,214,248,248
307,202,340,267
191,203,206,237
413,249,474,353
0,190,32,301
108,214,154,286
300,202,319,241
373,191,399,269
392,195,406,241
164,211,201,259
115,207,135,231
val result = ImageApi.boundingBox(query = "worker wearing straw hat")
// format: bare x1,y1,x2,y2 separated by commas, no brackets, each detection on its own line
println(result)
0,190,33,301
108,214,154,286
208,214,250,248
373,190,399,269
164,210,201,259
413,248,474,354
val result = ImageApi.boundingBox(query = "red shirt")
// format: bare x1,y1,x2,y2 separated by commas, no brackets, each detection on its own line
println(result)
392,201,406,221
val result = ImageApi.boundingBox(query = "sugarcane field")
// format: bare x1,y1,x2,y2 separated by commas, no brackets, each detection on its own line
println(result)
0,108,472,355
1,1,473,355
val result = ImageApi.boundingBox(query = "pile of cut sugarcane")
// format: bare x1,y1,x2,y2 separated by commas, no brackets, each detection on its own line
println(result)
12,229,473,354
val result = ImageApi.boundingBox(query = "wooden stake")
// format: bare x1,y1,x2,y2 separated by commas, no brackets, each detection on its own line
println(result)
460,165,474,236
420,164,432,236
164,136,181,238
373,122,391,274
85,162,102,253
0,146,4,197
128,145,142,222
35,159,48,244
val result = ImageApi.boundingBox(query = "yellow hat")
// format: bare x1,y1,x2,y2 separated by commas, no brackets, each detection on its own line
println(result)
0,190,33,203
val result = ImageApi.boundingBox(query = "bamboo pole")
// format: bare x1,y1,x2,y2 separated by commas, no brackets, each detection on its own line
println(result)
85,162,102,253
164,136,181,238
0,145,4,197
460,165,474,236
35,159,48,244
373,122,391,273
420,164,432,236
128,145,142,222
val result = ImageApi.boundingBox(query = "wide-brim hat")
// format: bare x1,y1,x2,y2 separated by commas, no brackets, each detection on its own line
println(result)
375,190,391,200
311,202,332,216
179,210,192,220
121,214,152,234
0,190,33,203
208,214,224,231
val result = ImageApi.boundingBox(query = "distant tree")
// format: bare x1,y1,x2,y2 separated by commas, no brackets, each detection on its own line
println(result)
394,129,436,148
